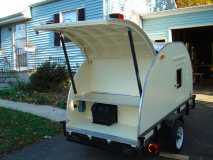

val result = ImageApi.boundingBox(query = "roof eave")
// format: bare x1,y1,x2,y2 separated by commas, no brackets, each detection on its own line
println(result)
0,8,31,26
0,16,30,26
30,0,59,7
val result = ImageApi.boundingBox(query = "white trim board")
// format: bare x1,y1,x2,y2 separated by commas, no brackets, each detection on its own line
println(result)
143,4,213,19
103,0,108,20
168,23,213,42
168,23,213,30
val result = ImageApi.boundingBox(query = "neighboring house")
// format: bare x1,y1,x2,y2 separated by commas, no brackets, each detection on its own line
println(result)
146,0,176,12
0,11,31,71
0,0,147,72
0,0,107,72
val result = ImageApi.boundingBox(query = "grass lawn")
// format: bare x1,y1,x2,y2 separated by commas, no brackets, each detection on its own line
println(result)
0,107,62,155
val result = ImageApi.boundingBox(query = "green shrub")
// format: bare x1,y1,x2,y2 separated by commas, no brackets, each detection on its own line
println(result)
0,89,15,99
9,81,31,92
32,93,52,104
56,98,67,109
30,62,69,92
0,63,70,107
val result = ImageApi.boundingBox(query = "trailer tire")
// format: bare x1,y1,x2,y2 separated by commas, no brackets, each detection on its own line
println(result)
169,120,184,153
192,97,196,109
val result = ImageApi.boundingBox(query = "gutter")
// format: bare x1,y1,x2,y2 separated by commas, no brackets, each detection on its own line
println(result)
0,7,31,26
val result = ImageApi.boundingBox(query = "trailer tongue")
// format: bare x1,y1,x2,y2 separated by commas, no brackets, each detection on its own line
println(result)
34,19,195,154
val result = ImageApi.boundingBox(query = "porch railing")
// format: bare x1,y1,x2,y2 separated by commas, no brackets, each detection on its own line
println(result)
16,48,28,70
0,50,83,74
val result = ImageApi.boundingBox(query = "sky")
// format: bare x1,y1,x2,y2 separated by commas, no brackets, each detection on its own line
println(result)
0,0,149,18
0,0,43,18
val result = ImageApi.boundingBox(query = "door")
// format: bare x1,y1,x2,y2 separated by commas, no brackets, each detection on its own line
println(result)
14,23,27,70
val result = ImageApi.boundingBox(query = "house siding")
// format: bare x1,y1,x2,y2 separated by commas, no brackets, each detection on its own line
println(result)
27,0,104,70
0,0,104,71
143,9,213,41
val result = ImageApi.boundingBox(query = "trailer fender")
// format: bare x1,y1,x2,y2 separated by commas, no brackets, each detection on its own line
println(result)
163,113,184,128
191,95,196,109
60,121,68,136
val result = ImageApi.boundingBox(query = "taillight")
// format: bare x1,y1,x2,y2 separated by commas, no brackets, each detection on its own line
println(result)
148,143,160,155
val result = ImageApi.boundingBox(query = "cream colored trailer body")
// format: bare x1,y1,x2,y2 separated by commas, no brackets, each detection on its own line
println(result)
34,19,193,148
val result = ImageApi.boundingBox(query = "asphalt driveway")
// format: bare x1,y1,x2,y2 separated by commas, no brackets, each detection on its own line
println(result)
2,102,213,160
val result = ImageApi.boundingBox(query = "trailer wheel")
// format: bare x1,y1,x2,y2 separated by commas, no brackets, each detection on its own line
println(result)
169,121,184,153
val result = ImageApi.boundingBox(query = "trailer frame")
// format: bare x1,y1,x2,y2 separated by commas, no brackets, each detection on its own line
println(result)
61,95,196,152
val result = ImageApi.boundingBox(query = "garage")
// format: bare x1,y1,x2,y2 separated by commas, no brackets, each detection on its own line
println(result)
172,26,213,85
142,4,213,87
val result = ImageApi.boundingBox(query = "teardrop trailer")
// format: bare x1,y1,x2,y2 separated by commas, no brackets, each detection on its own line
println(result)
34,17,196,154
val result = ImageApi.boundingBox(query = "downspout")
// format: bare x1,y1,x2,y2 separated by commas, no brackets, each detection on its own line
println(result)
103,0,110,20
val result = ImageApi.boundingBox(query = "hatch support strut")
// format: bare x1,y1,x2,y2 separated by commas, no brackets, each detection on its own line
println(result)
127,28,143,97
59,33,77,95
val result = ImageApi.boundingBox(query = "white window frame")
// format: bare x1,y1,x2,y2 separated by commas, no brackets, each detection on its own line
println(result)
60,9,78,23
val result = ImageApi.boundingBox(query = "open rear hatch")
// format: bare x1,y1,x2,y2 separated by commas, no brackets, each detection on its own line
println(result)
34,19,156,146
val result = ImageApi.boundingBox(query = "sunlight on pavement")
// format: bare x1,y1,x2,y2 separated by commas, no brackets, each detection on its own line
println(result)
196,94,213,103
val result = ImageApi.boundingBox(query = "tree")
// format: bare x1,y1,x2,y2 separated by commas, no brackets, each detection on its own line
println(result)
176,0,213,8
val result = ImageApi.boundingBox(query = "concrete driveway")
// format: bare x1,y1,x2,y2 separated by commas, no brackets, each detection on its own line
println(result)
2,102,213,160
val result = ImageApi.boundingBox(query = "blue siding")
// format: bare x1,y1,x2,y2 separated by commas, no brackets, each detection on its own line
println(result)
0,26,13,70
143,9,213,41
27,0,104,69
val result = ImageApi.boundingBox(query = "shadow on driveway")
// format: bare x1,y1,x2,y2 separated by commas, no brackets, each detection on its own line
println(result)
2,103,213,160
1,136,154,160
182,102,213,160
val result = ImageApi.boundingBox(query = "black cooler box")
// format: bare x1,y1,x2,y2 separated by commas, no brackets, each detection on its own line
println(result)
91,103,118,126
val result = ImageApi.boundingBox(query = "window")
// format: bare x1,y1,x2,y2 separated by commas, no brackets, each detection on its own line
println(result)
155,39,165,43
53,14,60,46
62,11,77,23
53,8,85,46
153,39,166,53
15,24,26,49
15,24,27,68
176,68,182,88
62,11,77,43
78,8,85,21
15,24,26,39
